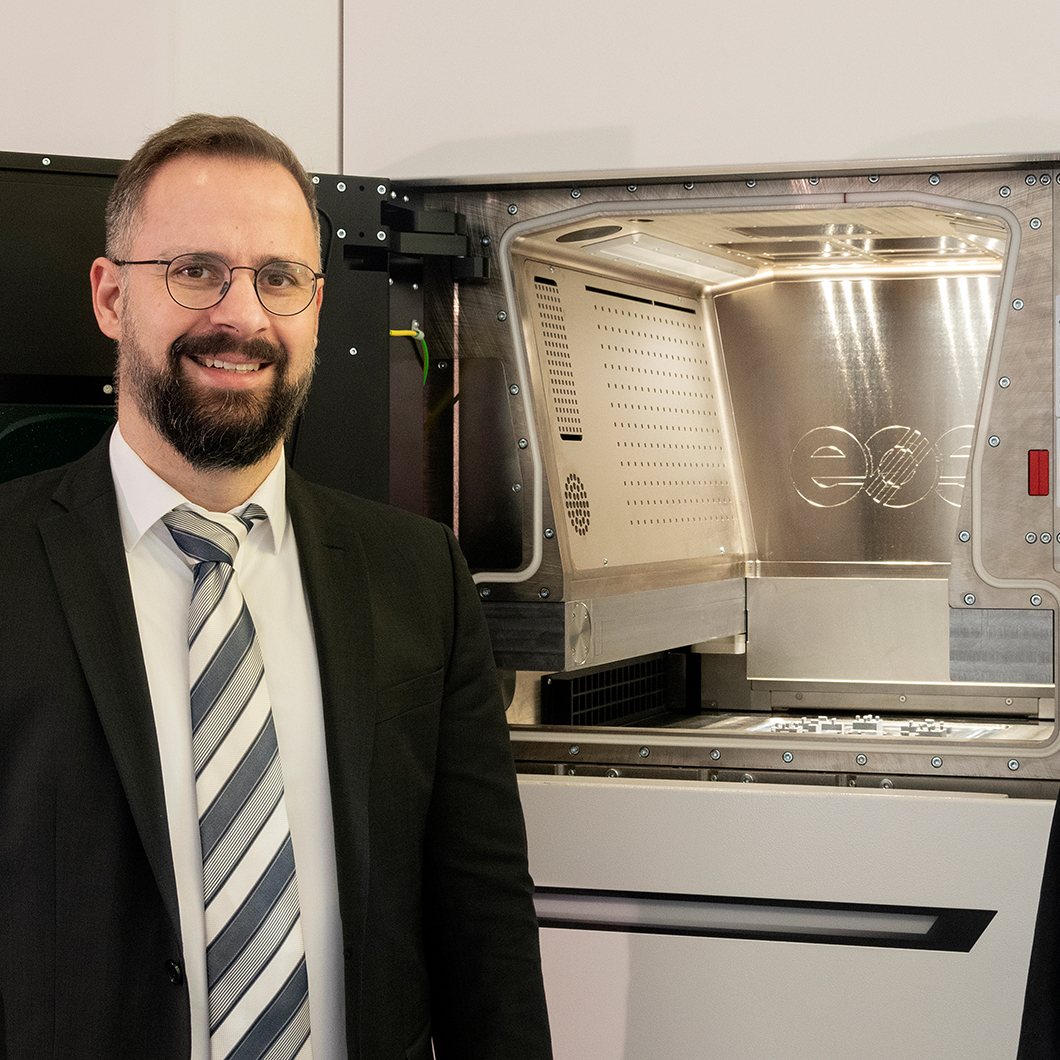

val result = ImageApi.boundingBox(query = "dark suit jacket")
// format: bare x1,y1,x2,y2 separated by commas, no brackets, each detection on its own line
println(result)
0,437,551,1060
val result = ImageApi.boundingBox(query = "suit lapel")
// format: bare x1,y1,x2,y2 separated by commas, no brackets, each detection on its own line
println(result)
285,470,376,973
39,441,181,937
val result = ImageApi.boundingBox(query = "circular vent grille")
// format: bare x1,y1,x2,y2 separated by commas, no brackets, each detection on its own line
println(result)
564,473,591,536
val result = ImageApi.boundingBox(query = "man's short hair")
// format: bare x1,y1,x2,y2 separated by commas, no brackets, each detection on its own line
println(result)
106,113,319,260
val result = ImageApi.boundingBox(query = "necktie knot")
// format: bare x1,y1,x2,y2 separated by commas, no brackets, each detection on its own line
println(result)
162,503,267,567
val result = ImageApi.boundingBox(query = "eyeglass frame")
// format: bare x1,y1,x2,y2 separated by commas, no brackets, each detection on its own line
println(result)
110,253,325,317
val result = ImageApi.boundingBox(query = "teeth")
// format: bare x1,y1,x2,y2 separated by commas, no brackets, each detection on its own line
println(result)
200,358,262,373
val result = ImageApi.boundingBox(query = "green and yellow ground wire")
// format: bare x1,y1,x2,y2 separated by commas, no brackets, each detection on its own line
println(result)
390,325,429,384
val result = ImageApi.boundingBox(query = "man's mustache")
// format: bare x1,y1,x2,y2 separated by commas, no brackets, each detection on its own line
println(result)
170,333,285,366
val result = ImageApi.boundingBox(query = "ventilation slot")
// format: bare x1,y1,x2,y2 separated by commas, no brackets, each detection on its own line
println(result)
534,277,582,440
541,653,688,726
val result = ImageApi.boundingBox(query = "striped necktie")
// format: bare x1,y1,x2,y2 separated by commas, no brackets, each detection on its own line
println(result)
163,505,312,1060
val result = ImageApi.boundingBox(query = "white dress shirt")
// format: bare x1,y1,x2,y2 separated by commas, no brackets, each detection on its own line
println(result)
109,426,347,1059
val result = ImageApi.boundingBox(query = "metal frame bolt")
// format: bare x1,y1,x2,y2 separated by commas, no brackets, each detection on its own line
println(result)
1012,299,1024,311
376,231,386,241
683,183,695,190
868,174,880,184
376,184,387,195
1026,174,1038,186
856,754,868,767
569,745,580,756
710,749,721,761
518,437,529,449
988,436,1001,447
999,377,1011,388
479,586,491,598
929,173,941,186
1008,759,1020,771
1031,217,1043,230
508,383,520,395
1043,533,1053,544
570,188,582,199
964,593,976,606
627,185,638,193
544,528,555,539
498,311,508,322
931,756,944,768
782,751,794,763
336,182,347,192
639,747,650,758
512,483,522,492
507,204,518,215
809,176,820,186
1027,533,1038,544
958,531,971,542
999,185,1012,198
1031,595,1043,607
746,179,757,188
539,587,550,599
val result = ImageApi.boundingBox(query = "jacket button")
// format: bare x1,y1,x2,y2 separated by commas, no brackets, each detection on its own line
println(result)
166,959,185,986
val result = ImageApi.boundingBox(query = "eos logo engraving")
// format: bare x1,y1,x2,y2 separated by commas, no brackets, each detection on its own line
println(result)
791,425,973,509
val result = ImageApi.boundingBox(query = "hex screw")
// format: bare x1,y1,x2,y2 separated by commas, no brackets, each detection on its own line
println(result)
508,204,518,215
1012,299,1024,311
569,745,580,756
999,377,1011,388
509,383,520,395
809,176,820,186
1043,533,1053,544
337,182,347,192
349,348,358,356
1031,595,1044,607
1009,759,1020,771
1000,186,1012,198
481,236,491,246
958,531,971,542
337,228,347,239
1031,217,1043,230
929,173,941,186
684,183,695,190
989,436,1001,447
1027,174,1038,186
570,188,582,199
964,593,976,605
710,749,721,761
498,311,508,322
479,586,491,598
868,174,880,184
639,747,650,758
518,437,529,449
1042,174,1053,185
539,587,550,599
856,754,868,766
746,179,757,188
544,528,555,539
1027,533,1038,544
376,231,386,241
512,483,522,492
931,757,944,768
627,185,638,193
782,751,794,763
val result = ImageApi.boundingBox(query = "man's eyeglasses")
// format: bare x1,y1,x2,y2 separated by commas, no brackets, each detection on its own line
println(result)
111,253,324,316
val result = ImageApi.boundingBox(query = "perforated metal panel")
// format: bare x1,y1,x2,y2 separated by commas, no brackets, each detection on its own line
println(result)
521,261,744,574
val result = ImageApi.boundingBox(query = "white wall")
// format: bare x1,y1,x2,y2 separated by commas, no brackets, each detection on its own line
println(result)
343,0,1060,178
0,0,341,171
4,0,1060,179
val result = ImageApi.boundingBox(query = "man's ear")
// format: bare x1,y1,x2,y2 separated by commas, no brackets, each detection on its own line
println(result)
91,257,123,340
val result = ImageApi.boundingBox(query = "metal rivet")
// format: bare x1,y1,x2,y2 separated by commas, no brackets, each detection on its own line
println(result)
508,204,518,215
999,376,1011,388
627,185,638,193
349,348,358,356
544,528,555,539
932,756,944,768
1031,217,1043,230
929,173,941,185
1027,533,1038,544
683,183,695,190
1042,174,1053,185
1026,174,1038,186
1031,595,1043,607
509,383,520,395
809,176,820,186
959,530,971,542
856,754,868,766
312,176,320,184
479,586,491,598
376,184,387,195
989,436,1001,447
498,311,508,322
782,751,793,763
1000,185,1012,198
868,174,880,184
1012,299,1024,310
1008,759,1020,771
964,593,976,605
1042,533,1053,544
569,745,580,756
512,483,522,492
571,188,582,199
41,157,51,166
102,384,114,395
746,179,757,188
518,437,529,449
539,587,550,599
336,228,346,239
337,182,347,192
639,747,650,758
710,749,721,761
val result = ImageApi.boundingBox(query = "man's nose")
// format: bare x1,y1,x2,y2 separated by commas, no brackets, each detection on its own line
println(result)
207,266,269,330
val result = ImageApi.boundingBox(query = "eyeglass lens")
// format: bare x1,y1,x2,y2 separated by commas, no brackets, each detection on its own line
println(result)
165,253,318,315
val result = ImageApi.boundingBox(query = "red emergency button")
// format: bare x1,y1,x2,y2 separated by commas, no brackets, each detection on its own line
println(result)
1029,450,1050,496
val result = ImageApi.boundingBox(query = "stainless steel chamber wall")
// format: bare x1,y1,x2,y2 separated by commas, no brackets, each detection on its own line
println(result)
410,159,1060,787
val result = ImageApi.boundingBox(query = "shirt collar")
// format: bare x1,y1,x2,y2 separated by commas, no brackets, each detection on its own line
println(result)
109,425,288,554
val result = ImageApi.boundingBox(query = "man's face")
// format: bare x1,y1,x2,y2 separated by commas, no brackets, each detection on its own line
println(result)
98,153,323,471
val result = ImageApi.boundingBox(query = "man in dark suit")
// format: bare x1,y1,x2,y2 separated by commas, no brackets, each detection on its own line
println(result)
0,115,552,1060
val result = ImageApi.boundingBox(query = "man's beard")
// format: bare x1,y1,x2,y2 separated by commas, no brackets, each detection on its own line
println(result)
117,328,315,472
